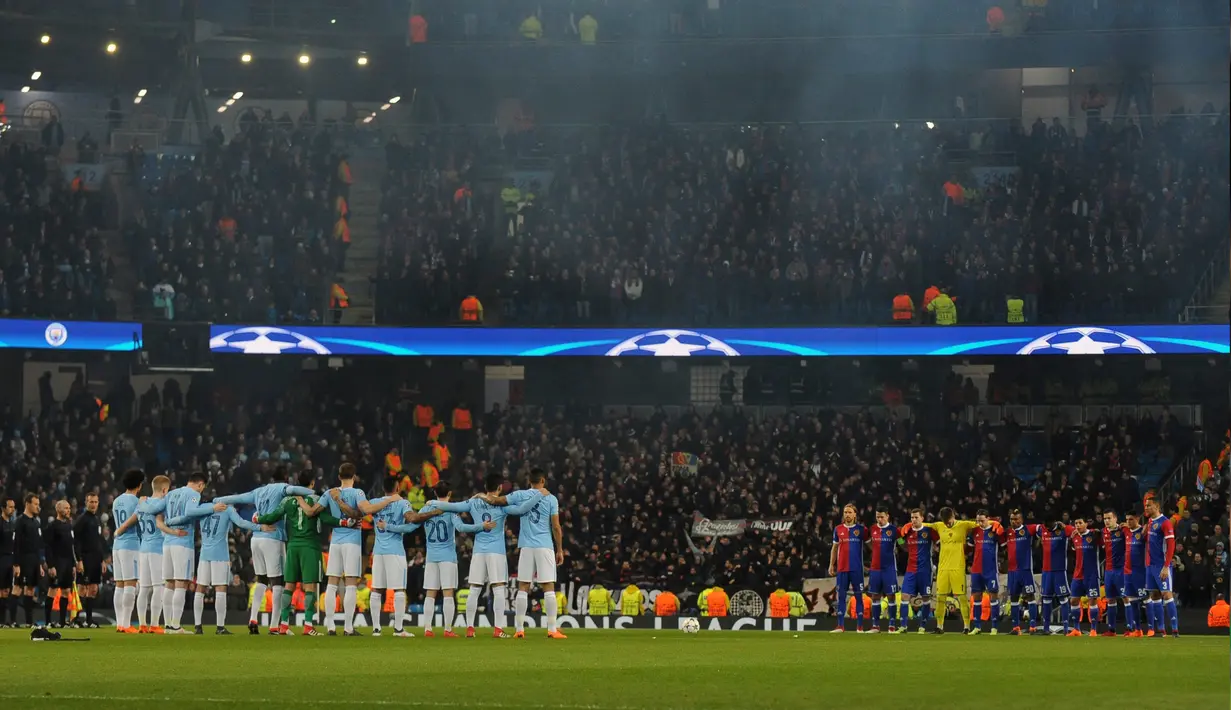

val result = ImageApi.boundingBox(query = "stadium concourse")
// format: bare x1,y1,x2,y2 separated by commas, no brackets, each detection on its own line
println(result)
0,355,1225,634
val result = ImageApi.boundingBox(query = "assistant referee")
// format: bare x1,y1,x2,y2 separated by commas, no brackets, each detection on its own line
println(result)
45,501,77,628
74,492,107,628
13,493,44,628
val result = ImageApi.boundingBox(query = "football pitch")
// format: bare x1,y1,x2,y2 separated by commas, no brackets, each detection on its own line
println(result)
0,628,1225,709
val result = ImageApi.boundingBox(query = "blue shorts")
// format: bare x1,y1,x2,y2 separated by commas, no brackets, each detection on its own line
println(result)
1145,565,1173,593
1125,570,1147,598
1069,576,1099,599
1006,570,1036,597
1103,570,1125,599
902,570,932,597
835,571,864,594
1041,571,1069,598
970,572,999,595
867,570,899,596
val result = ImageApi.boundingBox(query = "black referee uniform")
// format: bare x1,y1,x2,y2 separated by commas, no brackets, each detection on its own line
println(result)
73,509,106,586
45,516,76,626
0,513,15,626
13,512,44,626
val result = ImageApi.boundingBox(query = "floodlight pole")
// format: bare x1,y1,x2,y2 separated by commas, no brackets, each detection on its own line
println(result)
167,0,211,144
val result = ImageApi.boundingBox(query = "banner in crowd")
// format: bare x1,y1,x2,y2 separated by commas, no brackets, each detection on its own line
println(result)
671,451,699,476
207,324,1231,357
970,166,1020,188
0,319,142,351
506,169,554,194
62,163,110,191
690,512,795,538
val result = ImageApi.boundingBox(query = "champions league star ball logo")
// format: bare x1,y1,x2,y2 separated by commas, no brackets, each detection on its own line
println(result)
1015,327,1155,355
209,326,332,355
605,329,741,357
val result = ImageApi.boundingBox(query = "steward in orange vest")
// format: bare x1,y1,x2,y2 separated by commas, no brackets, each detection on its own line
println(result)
892,293,914,322
923,285,941,310
1208,596,1229,630
706,587,729,617
385,448,403,476
420,460,440,488
333,216,350,243
654,591,679,616
427,420,445,444
330,283,349,308
460,295,483,323
413,404,434,429
451,405,472,430
768,589,790,618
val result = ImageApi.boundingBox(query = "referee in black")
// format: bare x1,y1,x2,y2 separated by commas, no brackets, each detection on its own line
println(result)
1,496,16,627
45,500,77,628
13,493,45,628
74,492,106,628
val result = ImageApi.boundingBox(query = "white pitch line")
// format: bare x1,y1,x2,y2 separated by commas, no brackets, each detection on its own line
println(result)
0,694,662,710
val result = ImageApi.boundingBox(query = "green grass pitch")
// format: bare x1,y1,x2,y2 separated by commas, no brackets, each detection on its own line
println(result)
0,628,1225,709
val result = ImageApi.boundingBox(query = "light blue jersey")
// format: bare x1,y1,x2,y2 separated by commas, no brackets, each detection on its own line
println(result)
167,505,260,562
217,482,314,542
415,500,485,564
321,487,368,546
111,493,142,552
163,487,213,549
372,497,413,556
507,489,558,550
137,497,166,553
436,494,543,555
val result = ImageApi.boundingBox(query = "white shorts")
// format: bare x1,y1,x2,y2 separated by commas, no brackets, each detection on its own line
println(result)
517,548,557,584
424,561,459,591
371,554,407,590
165,546,195,581
468,553,509,586
251,538,285,578
139,552,164,587
113,549,140,583
197,560,230,587
326,543,362,578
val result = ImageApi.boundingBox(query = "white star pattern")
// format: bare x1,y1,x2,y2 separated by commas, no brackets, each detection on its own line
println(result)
1016,327,1155,355
1050,333,1129,354
638,338,706,356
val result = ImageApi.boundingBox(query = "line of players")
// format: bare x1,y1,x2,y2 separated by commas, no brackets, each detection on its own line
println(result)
104,464,570,638
828,500,1180,636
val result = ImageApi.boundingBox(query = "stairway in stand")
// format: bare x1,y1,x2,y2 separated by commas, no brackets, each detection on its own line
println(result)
1208,276,1231,323
337,150,385,325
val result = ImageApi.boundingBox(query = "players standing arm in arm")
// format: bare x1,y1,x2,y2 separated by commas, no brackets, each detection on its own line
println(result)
379,520,421,535
505,494,545,517
214,491,256,506
114,509,141,536
552,508,564,567
166,502,227,526
454,514,496,534
226,506,264,533
155,514,185,537
405,507,443,524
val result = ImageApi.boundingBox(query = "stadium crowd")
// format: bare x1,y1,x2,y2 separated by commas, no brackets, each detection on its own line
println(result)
0,140,118,320
1,366,1225,623
375,109,1229,327
125,115,348,324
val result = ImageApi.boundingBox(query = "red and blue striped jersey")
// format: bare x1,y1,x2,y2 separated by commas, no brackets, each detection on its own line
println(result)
969,523,1003,575
869,523,900,573
1070,530,1098,579
832,523,866,573
1124,525,1146,574
1145,515,1174,567
1039,525,1074,573
1102,526,1127,571
1005,524,1039,573
901,525,935,573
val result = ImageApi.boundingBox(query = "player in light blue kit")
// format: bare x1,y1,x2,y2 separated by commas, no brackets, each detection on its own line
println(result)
110,469,146,632
161,472,219,633
135,475,171,633
395,483,491,637
167,503,263,634
366,477,444,637
214,465,315,635
306,463,396,635
480,469,562,639
434,472,544,637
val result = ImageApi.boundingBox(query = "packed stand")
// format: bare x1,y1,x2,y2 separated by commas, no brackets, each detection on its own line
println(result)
0,140,118,321
126,114,352,324
2,366,1224,617
374,108,1229,328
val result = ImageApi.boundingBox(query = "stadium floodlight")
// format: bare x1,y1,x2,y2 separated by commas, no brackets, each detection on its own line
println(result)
137,88,148,97
241,52,252,63
388,95,401,104
40,34,51,44
225,99,235,106
298,53,311,65
20,86,30,93
133,96,142,104
232,91,243,100
216,105,227,113
356,55,369,66
380,103,391,111
362,116,373,124
106,42,118,54
30,71,41,81
925,121,935,130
